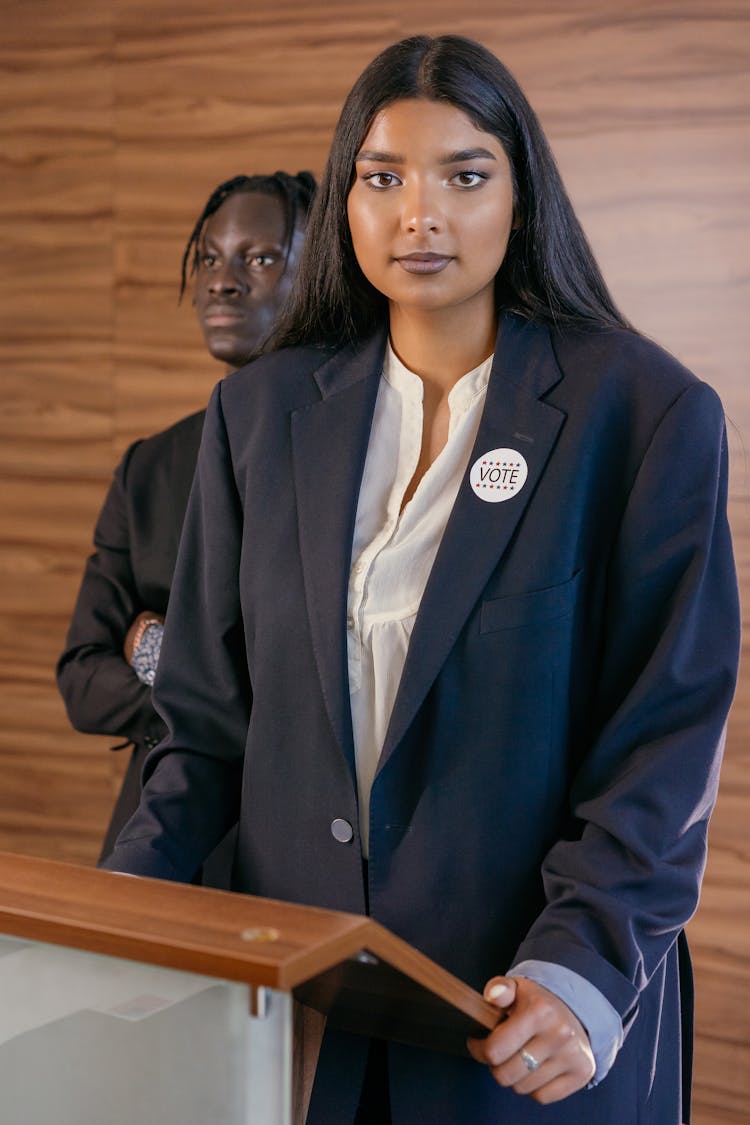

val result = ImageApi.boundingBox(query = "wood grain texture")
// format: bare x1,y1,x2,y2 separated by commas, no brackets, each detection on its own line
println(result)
0,2,747,1120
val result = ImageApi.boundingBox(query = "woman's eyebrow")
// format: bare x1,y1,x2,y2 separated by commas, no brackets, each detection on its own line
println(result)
355,149,404,163
354,147,498,164
441,147,497,163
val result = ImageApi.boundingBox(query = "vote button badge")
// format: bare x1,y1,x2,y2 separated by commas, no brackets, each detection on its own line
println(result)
470,448,528,503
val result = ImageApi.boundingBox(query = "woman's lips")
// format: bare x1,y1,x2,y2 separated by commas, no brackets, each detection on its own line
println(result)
395,253,453,275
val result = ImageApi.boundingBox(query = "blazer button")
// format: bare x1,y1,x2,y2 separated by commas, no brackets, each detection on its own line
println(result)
330,818,354,844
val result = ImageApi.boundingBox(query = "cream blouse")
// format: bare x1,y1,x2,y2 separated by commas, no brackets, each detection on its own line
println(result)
347,341,493,855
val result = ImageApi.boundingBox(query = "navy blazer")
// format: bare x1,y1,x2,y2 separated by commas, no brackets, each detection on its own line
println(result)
105,313,739,1124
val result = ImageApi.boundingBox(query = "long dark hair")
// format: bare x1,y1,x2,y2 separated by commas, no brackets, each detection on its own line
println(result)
179,170,317,301
270,35,630,350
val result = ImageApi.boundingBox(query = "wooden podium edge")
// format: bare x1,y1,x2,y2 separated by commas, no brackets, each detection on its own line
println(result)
0,851,499,1040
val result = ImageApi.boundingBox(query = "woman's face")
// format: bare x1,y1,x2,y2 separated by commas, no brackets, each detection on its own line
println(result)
347,98,516,324
193,191,303,368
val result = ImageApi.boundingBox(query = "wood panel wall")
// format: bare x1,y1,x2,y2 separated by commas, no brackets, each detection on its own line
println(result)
1,1,748,1120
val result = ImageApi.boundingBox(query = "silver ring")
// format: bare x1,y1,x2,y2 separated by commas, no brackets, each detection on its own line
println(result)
519,1047,541,1072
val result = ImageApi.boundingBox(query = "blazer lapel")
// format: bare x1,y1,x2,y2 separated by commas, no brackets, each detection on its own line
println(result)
291,332,387,778
380,314,567,767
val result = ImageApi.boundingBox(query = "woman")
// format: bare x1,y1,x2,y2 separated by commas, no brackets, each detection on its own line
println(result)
57,171,315,870
103,37,739,1124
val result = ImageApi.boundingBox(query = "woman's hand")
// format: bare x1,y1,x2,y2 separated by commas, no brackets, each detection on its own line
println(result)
466,976,595,1104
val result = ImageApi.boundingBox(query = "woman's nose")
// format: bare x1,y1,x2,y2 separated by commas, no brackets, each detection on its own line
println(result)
401,180,442,235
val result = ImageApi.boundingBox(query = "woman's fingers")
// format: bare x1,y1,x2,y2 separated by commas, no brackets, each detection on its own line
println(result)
467,976,595,1104
484,975,517,1009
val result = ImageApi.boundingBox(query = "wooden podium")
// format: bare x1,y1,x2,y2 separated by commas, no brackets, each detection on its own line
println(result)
0,852,499,1125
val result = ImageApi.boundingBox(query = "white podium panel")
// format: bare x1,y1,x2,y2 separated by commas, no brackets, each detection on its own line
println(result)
0,934,291,1125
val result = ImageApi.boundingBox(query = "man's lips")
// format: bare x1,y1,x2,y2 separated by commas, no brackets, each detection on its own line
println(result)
202,305,247,326
394,252,453,275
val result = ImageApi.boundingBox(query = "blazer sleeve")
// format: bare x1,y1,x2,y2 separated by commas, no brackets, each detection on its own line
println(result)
101,383,248,880
513,380,740,1025
56,442,167,748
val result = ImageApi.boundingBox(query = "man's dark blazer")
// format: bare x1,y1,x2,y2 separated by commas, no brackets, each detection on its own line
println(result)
105,313,740,1124
57,410,204,858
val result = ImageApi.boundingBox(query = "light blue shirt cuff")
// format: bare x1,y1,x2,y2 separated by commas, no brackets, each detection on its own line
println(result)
508,959,623,1084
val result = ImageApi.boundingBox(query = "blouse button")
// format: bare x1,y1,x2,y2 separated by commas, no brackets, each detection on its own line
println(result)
331,818,354,844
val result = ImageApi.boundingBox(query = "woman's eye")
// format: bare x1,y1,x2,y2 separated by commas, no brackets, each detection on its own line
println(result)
248,254,276,268
201,254,217,268
364,171,401,189
452,170,486,188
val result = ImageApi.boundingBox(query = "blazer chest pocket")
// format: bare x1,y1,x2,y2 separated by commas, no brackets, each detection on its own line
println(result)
480,571,581,634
